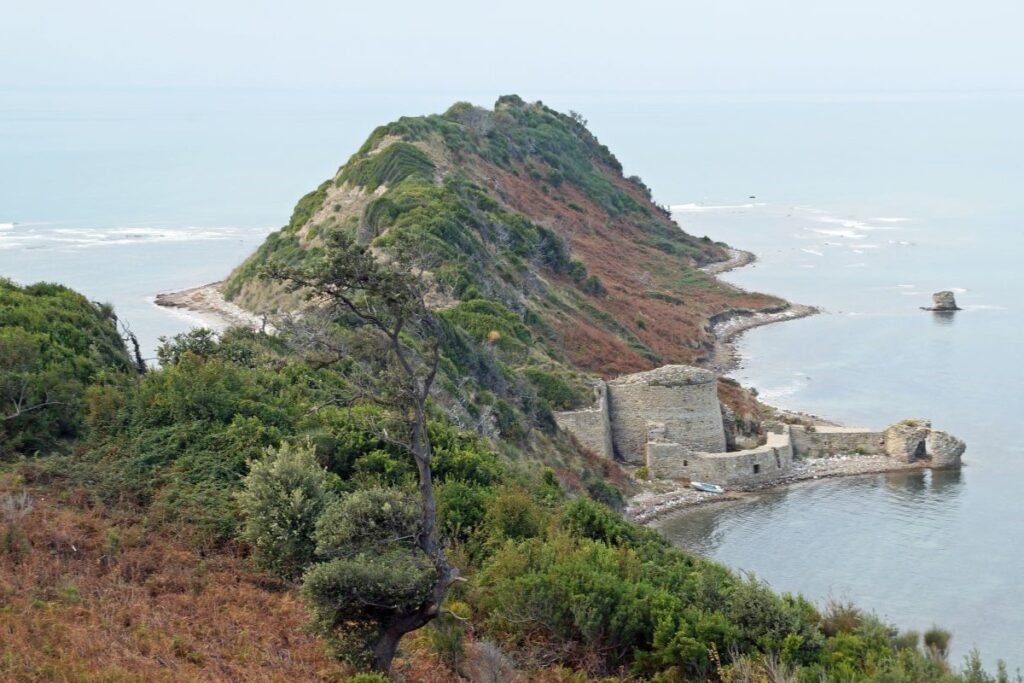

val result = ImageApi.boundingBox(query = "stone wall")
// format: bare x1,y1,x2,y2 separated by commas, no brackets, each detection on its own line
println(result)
791,425,885,458
607,365,725,464
552,382,613,459
791,422,965,468
646,425,793,486
553,362,967,475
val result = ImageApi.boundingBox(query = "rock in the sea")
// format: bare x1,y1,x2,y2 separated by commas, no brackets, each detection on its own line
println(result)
927,290,960,311
884,419,932,462
926,430,966,468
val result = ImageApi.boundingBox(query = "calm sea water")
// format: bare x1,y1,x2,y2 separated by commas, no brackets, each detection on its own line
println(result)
2,88,1022,666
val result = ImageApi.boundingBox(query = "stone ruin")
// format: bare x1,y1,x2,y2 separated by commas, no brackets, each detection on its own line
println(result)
554,364,966,487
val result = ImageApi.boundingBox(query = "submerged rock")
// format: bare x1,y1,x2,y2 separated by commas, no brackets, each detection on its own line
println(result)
924,290,960,311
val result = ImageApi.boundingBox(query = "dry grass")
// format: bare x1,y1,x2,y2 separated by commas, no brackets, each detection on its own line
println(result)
0,473,562,682
0,475,350,682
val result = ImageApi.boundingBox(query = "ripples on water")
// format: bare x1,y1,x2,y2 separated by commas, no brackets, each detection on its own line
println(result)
658,470,964,560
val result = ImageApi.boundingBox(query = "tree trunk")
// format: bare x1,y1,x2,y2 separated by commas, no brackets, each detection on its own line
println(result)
126,329,146,375
367,396,457,674
370,604,440,673
372,626,403,673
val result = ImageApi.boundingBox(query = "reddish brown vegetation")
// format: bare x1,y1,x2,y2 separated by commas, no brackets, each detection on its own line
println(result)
717,378,770,437
478,159,780,377
0,478,350,682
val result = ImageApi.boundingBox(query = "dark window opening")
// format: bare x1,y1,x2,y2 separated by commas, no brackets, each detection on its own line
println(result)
753,464,761,474
683,460,688,466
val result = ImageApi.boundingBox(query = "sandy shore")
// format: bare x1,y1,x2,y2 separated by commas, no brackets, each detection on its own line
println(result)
154,282,273,333
628,456,927,525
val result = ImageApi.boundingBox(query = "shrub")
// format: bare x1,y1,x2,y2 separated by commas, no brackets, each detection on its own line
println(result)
582,275,606,297
339,142,435,192
925,626,952,657
237,441,332,579
437,480,493,542
523,367,584,411
156,328,219,366
821,600,864,636
586,479,624,511
893,629,920,651
426,600,472,672
484,487,546,544
347,675,388,683
567,259,588,283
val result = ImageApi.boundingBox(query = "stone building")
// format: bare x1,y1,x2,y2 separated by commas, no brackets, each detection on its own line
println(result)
606,365,725,464
554,363,966,488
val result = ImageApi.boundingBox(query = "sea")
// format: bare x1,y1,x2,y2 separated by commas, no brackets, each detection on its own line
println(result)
2,87,1022,668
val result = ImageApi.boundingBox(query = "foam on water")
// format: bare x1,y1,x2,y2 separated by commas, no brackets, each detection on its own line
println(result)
0,224,270,250
671,202,767,213
809,227,866,239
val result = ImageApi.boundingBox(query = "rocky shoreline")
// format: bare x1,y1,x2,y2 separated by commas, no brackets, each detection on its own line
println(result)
701,249,819,373
154,282,272,332
701,247,756,275
629,455,928,525
625,247,932,526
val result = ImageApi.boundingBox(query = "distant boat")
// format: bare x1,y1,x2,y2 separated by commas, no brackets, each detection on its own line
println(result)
690,481,725,494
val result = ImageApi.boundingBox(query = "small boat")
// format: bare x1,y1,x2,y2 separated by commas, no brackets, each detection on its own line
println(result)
690,481,725,494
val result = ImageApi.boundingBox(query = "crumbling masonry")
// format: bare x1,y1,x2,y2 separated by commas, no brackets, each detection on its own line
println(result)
554,365,966,487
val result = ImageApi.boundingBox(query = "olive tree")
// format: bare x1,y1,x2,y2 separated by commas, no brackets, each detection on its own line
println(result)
264,229,456,672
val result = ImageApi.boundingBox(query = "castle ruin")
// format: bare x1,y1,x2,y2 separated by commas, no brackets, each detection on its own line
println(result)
554,364,965,487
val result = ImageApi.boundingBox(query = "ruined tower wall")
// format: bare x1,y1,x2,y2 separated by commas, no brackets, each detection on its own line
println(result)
552,382,613,459
607,366,726,464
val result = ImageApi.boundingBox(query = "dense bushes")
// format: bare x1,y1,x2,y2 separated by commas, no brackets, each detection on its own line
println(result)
473,498,981,680
8,282,1012,680
0,279,133,456
338,141,435,192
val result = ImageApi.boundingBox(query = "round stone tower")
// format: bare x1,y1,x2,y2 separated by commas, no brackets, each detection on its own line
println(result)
606,365,726,463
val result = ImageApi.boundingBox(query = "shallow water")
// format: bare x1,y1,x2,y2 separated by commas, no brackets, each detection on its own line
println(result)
2,88,1021,666
656,197,1023,666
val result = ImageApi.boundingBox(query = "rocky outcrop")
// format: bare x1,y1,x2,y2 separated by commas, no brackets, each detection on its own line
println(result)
884,419,932,462
923,291,960,311
926,430,967,468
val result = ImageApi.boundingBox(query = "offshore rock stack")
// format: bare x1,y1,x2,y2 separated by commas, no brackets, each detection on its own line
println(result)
922,290,961,312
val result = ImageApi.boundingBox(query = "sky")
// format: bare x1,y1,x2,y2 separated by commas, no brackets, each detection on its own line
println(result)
2,0,1023,93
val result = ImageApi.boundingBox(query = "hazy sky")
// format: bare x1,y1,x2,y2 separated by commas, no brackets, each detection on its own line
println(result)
3,0,1022,92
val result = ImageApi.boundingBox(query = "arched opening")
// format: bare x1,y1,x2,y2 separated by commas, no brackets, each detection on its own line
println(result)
913,439,927,460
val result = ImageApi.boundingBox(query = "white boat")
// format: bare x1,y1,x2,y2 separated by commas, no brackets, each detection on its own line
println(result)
690,481,725,494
